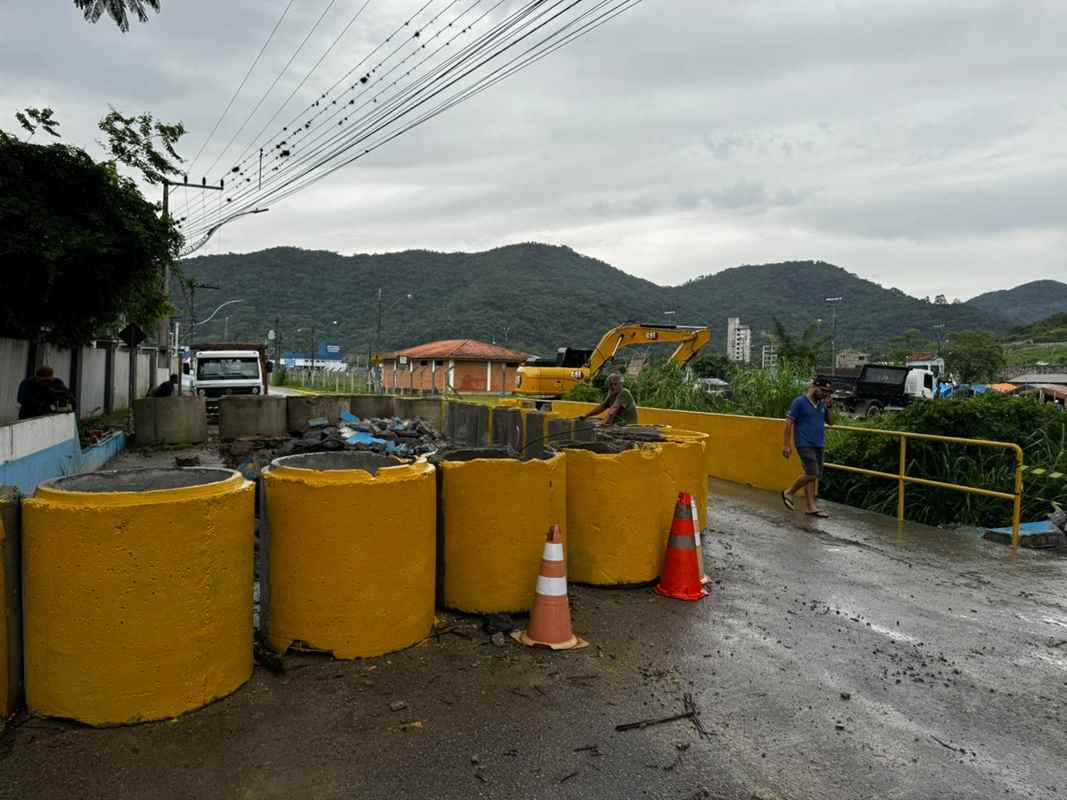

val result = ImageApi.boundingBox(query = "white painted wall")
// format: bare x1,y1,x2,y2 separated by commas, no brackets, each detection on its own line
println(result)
80,346,107,418
0,338,30,424
137,351,151,398
41,343,72,384
0,413,77,464
112,348,130,410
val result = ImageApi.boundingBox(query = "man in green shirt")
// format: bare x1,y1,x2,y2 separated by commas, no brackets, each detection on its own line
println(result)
581,372,638,426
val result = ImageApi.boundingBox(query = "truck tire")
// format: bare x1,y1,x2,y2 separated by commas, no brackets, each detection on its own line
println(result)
865,402,883,418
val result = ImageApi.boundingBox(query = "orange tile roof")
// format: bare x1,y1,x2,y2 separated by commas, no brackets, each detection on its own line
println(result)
384,339,528,362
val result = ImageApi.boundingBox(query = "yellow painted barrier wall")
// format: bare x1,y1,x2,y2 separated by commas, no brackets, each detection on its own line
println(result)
563,444,666,585
263,453,436,658
440,451,566,613
0,501,10,718
548,400,803,492
657,429,709,533
23,469,254,726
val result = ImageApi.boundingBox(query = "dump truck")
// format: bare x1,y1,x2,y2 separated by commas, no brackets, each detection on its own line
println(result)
817,363,936,417
515,323,710,398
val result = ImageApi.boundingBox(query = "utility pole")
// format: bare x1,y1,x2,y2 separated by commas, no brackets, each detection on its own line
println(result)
181,280,221,395
161,176,224,371
825,296,843,375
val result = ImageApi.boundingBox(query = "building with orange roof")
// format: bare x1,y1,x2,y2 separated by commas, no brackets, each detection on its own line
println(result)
378,339,529,393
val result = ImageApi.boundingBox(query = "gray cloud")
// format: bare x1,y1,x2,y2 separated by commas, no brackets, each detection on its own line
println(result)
1,0,1065,300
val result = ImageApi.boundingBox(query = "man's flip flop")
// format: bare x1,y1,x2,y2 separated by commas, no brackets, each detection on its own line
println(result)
806,510,830,518
781,491,795,511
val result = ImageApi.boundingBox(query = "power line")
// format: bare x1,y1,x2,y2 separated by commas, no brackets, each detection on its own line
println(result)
186,0,300,175
224,0,375,173
203,0,342,179
184,0,644,237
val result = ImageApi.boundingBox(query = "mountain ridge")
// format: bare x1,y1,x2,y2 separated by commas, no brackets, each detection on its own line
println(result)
175,243,1017,358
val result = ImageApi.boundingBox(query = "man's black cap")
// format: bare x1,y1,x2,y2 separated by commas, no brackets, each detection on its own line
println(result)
812,377,833,389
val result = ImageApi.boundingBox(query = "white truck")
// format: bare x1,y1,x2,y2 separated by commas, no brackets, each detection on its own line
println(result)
184,346,271,406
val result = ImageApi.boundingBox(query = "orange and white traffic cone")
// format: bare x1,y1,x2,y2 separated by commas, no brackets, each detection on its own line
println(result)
512,525,588,650
655,492,708,601
690,494,710,585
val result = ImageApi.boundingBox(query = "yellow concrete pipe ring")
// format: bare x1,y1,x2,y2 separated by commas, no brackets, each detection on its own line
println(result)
263,453,436,659
656,427,710,534
439,450,567,613
562,443,667,586
23,468,254,726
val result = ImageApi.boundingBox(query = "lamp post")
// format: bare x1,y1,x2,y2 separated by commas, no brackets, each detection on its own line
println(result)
825,297,843,374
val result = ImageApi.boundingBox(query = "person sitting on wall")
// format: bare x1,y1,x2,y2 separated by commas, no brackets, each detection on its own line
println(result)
17,365,71,420
152,374,179,398
580,372,637,426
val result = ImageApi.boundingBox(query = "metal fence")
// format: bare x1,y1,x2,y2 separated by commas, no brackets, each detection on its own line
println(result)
281,368,369,394
825,425,1024,546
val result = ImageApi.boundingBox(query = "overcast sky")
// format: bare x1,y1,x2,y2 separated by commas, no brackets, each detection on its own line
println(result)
4,0,1065,299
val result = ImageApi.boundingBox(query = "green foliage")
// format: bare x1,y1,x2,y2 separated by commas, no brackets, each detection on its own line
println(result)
768,318,828,371
945,330,1006,383
98,109,185,185
175,249,1016,360
822,396,1067,528
966,280,1067,326
688,352,732,380
73,0,161,32
15,107,61,139
1009,312,1067,341
0,130,179,345
886,328,936,363
726,364,810,418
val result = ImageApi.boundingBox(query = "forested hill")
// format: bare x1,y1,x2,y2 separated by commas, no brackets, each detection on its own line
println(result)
964,280,1067,325
175,244,1010,358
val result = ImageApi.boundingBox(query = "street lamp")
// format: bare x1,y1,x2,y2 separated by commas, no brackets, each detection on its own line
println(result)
825,297,844,374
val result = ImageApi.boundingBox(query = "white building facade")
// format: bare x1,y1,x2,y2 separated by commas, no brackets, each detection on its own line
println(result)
726,317,752,364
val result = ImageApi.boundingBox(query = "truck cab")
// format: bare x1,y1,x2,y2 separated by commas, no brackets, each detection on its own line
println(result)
188,349,268,404
819,364,937,417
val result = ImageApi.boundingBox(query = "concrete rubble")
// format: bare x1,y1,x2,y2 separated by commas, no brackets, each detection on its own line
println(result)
221,411,445,479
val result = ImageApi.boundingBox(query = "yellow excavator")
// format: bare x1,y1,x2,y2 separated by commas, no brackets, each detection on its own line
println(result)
515,322,711,398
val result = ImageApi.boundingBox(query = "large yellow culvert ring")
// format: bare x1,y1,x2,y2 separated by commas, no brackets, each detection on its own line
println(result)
263,452,436,659
439,449,566,613
23,468,254,726
656,428,709,534
562,443,666,585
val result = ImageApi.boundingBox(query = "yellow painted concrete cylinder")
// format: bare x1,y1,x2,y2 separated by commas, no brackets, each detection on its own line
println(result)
22,468,254,726
562,443,667,585
657,428,709,534
263,452,436,658
439,449,566,613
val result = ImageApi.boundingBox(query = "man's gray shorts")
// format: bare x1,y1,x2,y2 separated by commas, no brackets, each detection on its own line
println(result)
797,446,824,478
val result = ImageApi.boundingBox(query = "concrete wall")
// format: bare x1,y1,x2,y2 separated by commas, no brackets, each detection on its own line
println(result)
0,414,127,496
287,395,352,432
0,337,164,423
219,397,287,440
349,395,397,420
79,346,108,418
446,402,491,447
0,339,30,425
548,399,803,492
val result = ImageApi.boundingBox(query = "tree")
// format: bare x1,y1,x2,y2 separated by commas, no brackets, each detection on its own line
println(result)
944,331,1006,383
689,352,732,380
768,318,828,371
0,130,180,345
98,109,185,185
15,107,61,140
886,328,935,364
73,0,161,32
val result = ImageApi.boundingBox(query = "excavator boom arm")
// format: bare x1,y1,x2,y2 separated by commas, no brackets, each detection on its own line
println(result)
586,323,710,376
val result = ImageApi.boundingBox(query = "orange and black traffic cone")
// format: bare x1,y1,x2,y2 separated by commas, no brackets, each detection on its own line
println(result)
690,494,710,585
513,525,588,650
655,492,708,601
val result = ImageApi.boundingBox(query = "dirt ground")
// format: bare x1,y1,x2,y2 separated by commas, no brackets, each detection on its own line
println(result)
2,480,1065,800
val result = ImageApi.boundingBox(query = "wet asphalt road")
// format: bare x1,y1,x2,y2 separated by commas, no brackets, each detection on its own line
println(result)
2,480,1065,799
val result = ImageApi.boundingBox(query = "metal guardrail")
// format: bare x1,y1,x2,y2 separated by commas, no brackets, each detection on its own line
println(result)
824,425,1024,547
